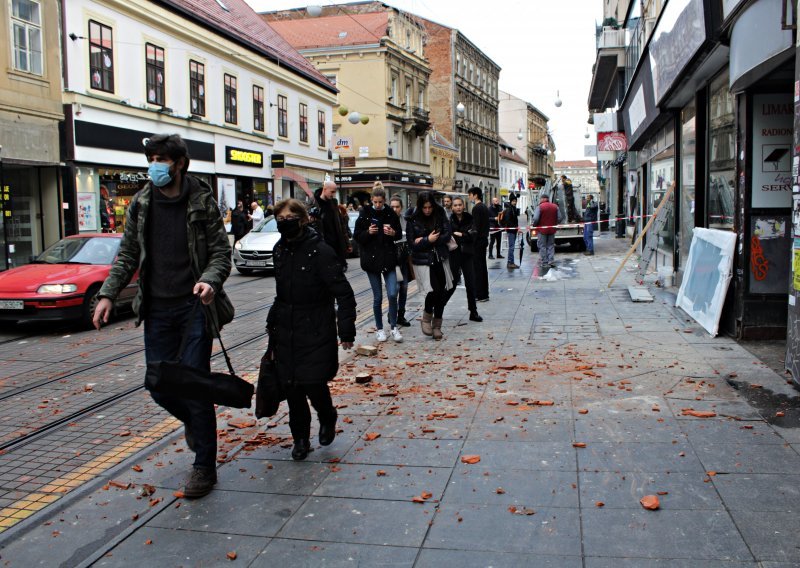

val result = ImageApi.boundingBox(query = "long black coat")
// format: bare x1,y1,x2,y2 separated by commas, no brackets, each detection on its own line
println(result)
406,206,452,266
267,227,356,386
450,211,476,256
353,205,402,274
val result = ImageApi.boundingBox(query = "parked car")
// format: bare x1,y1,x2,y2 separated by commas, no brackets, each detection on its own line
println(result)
233,216,280,275
347,211,360,258
0,234,137,326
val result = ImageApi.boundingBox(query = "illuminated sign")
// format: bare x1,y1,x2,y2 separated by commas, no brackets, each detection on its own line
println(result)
225,146,263,166
271,153,285,168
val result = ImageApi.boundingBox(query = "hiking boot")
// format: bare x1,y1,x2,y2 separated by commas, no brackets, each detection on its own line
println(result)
421,311,433,336
319,413,337,446
432,318,444,341
292,438,311,460
183,466,217,498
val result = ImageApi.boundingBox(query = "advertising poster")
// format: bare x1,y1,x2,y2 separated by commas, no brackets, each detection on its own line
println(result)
794,249,800,291
752,93,793,208
217,178,236,232
77,192,98,232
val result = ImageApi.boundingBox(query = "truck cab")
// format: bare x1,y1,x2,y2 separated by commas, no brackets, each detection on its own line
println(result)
525,178,586,252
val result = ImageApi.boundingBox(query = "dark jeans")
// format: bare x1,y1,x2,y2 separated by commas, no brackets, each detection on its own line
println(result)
489,230,502,256
506,231,517,265
473,239,489,300
367,270,398,329
286,383,336,441
583,221,595,252
144,299,216,468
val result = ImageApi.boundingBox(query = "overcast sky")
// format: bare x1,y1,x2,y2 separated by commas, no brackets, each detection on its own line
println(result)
244,0,602,162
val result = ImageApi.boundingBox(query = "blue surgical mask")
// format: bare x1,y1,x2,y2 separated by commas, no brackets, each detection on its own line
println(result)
148,161,173,188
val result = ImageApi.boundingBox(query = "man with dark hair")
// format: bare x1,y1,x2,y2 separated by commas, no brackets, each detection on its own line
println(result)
503,194,520,269
231,200,248,246
583,194,599,255
93,133,233,499
468,186,490,302
313,180,350,265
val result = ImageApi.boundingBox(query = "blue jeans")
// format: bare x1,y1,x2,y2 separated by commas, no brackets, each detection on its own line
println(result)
584,221,595,252
367,270,398,329
506,231,517,265
144,299,216,468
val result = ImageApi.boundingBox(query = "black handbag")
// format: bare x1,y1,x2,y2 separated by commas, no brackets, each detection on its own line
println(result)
145,300,254,409
255,346,285,418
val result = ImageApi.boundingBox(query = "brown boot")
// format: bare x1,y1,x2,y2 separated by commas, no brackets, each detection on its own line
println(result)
432,318,443,340
421,311,433,336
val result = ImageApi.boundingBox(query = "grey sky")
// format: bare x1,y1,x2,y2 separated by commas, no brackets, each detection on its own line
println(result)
244,0,602,162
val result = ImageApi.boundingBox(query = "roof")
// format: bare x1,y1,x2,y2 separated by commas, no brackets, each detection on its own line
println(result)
500,147,527,165
266,12,389,50
430,129,457,152
555,160,597,168
157,0,335,93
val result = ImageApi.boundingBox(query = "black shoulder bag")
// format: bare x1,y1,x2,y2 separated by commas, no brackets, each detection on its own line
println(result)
145,300,253,409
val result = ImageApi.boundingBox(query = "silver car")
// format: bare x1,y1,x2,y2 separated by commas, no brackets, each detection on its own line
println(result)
233,217,280,275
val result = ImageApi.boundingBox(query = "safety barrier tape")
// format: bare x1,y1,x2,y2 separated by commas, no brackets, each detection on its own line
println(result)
486,212,656,234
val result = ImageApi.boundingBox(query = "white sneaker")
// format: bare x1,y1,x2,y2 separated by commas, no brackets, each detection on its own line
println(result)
390,327,403,343
375,329,387,342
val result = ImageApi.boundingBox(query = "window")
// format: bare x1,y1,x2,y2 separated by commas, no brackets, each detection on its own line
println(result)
390,76,397,102
189,60,205,116
145,43,165,106
253,85,264,131
277,94,288,137
224,74,237,124
418,85,425,110
324,74,337,87
318,110,326,147
299,103,308,142
11,0,42,74
405,81,411,111
89,20,113,92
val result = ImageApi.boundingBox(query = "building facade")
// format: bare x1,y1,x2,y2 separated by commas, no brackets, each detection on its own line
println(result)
498,138,529,210
1,0,64,268
589,0,796,341
60,0,336,239
264,7,433,207
498,90,556,186
429,129,458,196
554,160,601,203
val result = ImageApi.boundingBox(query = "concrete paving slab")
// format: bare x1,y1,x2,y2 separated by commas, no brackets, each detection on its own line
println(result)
442,466,579,508
713,473,800,511
312,464,450,501
416,548,583,567
252,539,418,567
215,460,331,495
691,442,800,474
729,510,800,563
342,437,462,468
458,440,577,471
579,470,724,510
577,441,705,473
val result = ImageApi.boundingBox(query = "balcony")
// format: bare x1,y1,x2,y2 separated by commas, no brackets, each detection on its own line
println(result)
587,26,626,112
403,107,431,136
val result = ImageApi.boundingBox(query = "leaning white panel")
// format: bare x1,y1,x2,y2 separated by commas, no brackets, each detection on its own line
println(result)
675,228,738,337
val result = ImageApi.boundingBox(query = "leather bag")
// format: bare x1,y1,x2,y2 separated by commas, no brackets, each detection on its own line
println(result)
255,346,285,418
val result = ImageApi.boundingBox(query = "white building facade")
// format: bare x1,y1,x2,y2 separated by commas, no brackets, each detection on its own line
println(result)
61,0,336,234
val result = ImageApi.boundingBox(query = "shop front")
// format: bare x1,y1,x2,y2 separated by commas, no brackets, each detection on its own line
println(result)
335,171,433,211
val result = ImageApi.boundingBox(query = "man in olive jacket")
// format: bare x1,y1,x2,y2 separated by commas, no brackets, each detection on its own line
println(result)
93,134,233,498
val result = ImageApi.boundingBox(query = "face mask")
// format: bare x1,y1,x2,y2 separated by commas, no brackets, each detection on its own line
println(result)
276,218,302,239
148,161,173,188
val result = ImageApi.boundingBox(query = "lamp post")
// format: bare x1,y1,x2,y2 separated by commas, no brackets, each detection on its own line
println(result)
0,146,8,269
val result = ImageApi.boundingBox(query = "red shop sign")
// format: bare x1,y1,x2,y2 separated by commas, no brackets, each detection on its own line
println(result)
597,131,628,152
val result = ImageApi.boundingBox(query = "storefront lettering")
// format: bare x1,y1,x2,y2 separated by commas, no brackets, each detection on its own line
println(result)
761,103,792,115
119,172,148,182
225,146,263,166
762,173,791,192
762,129,792,136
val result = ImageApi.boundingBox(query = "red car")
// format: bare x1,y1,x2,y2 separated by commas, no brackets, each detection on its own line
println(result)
0,234,138,326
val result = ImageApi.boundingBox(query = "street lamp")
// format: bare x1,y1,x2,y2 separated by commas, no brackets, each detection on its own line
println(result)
456,102,465,117
584,127,590,139
554,91,562,108
307,5,323,17
517,129,524,141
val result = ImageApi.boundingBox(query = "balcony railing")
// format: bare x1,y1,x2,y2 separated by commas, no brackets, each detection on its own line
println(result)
412,107,429,121
596,26,626,50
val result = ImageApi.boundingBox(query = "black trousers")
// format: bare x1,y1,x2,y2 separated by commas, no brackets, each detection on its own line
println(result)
423,260,452,318
286,383,336,441
473,240,489,300
448,251,477,312
489,231,502,256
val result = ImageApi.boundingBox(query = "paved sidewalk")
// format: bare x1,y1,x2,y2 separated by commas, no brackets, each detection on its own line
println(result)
3,234,800,566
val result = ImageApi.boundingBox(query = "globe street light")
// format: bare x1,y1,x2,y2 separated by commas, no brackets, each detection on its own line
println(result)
307,5,323,17
456,102,465,117
517,128,524,141
554,90,562,108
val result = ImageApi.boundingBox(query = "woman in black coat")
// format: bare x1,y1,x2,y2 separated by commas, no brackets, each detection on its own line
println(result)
406,191,454,341
354,182,403,343
449,197,482,323
267,199,356,460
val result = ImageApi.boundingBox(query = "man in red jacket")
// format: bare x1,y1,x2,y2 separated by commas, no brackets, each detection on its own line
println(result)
532,194,564,269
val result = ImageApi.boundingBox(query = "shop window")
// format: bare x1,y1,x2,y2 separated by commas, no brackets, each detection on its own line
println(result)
89,19,113,92
299,102,308,142
707,72,735,230
145,43,165,106
679,100,696,275
224,74,237,124
253,85,264,131
189,60,205,116
11,0,42,75
317,110,326,147
277,94,287,138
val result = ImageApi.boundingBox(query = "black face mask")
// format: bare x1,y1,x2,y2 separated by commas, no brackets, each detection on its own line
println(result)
276,218,303,239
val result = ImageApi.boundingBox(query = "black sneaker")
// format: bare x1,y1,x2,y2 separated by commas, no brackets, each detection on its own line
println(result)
397,315,412,327
488,255,494,259
497,255,504,259
292,438,311,460
183,466,217,498
469,311,483,322
477,297,490,303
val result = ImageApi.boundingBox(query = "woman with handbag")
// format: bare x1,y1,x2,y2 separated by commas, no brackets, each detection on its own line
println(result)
266,199,356,461
449,197,483,323
354,182,404,343
406,191,455,341
390,196,412,327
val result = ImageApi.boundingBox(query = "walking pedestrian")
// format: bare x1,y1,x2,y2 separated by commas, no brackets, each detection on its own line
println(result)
502,195,520,269
230,200,248,246
449,197,482,322
406,191,455,340
583,194,599,255
442,194,453,219
488,196,503,259
249,201,264,226
313,180,350,265
93,133,234,498
532,194,563,269
468,187,490,302
390,196,412,327
354,182,404,343
267,199,356,461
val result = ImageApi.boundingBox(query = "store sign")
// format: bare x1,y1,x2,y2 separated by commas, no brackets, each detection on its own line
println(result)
226,146,263,166
752,93,793,208
597,132,628,152
333,137,354,155
271,153,285,168
593,112,618,133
